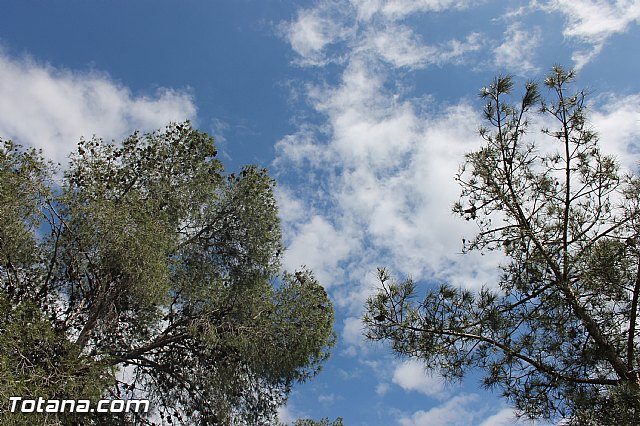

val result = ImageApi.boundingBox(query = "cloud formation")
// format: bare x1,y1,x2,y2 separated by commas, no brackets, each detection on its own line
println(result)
477,407,525,426
494,22,541,74
285,4,355,66
352,0,476,20
590,94,640,173
282,0,483,70
276,30,504,312
543,0,640,68
277,0,640,312
392,359,445,397
0,51,196,167
398,396,540,426
276,0,640,421
397,394,480,426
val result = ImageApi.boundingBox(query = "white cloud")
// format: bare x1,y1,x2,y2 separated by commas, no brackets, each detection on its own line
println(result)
284,0,484,70
477,407,522,426
478,406,554,426
553,0,640,42
590,94,640,172
353,0,477,21
318,393,341,404
278,52,505,298
277,403,299,425
343,316,364,346
397,394,481,426
277,0,640,422
276,187,310,233
376,382,390,396
282,215,358,288
341,316,369,356
0,50,196,167
398,396,544,426
365,24,432,68
392,359,446,397
364,25,483,69
543,0,640,68
289,10,333,55
283,4,355,66
277,22,504,311
277,1,640,315
274,125,329,169
277,2,504,311
494,22,541,74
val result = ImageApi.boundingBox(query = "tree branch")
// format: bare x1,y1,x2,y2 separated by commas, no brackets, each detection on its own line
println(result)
382,317,619,386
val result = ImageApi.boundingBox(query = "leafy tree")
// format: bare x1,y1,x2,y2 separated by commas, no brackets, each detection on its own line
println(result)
281,417,344,426
364,67,640,424
0,123,335,425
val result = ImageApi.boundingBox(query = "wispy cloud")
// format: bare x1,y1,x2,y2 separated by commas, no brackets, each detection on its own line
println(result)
282,215,358,288
276,0,640,420
277,0,640,311
284,0,484,70
494,22,541,74
276,1,510,315
542,0,640,68
590,94,640,173
276,50,505,310
0,50,196,167
398,395,544,426
277,402,303,425
281,2,355,67
352,0,479,21
363,25,483,69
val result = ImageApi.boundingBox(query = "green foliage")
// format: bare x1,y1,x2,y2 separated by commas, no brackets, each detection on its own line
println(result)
281,416,344,426
0,140,51,299
364,67,640,423
0,123,336,425
0,293,112,426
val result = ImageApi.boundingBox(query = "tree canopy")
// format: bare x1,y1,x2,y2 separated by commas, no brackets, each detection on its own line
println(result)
364,67,640,424
0,123,335,425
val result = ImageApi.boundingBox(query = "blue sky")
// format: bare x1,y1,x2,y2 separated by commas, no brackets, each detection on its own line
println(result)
2,1,640,425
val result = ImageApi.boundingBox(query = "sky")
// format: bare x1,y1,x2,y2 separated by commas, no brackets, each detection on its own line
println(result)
2,1,640,425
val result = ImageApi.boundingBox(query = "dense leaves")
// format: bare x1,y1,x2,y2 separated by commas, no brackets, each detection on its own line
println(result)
281,417,344,426
364,67,640,424
0,123,335,425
